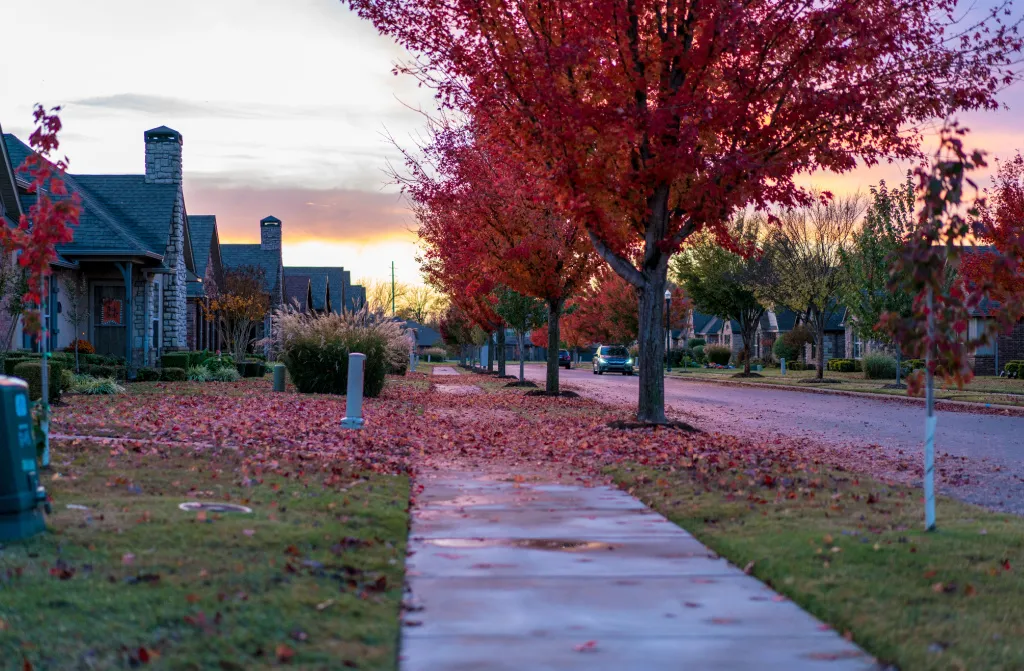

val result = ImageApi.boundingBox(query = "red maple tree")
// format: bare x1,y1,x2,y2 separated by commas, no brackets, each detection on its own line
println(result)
407,123,600,391
347,0,1023,422
0,105,81,334
961,151,1024,313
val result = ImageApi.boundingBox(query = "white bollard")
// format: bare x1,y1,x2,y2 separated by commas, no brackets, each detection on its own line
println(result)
342,353,366,429
780,358,786,376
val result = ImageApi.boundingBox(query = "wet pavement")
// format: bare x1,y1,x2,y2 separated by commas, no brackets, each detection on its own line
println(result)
401,471,876,670
524,366,1024,513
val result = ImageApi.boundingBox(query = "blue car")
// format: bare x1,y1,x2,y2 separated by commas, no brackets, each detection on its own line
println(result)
592,345,634,375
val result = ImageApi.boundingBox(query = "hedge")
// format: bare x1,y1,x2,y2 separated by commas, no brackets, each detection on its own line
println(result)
864,353,898,379
12,360,66,403
160,367,187,382
187,350,212,368
237,361,265,378
902,358,926,371
136,367,161,382
1003,360,1024,377
161,353,190,370
687,338,707,349
826,358,862,373
202,356,235,371
705,345,732,366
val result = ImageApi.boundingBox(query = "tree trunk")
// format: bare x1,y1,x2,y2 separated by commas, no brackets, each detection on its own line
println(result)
546,299,563,394
636,271,668,423
487,332,495,372
518,332,526,383
742,330,753,375
895,345,902,386
497,328,506,376
816,318,826,380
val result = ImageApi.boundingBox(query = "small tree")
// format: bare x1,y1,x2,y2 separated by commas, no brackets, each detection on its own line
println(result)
207,265,270,363
764,194,864,379
61,272,90,372
494,287,546,384
672,214,775,375
839,174,916,383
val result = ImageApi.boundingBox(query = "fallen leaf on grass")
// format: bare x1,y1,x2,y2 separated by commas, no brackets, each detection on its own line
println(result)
573,640,598,652
276,644,295,663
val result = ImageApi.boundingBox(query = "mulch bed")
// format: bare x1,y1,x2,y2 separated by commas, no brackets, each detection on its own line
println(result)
524,390,581,398
504,380,538,388
731,372,764,378
606,419,701,433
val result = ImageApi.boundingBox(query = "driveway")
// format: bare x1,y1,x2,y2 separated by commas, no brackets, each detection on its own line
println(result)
523,365,1024,513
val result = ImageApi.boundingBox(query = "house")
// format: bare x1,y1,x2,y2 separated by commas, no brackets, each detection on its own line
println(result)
0,121,24,348
186,214,224,351
402,320,442,352
967,300,1024,375
284,274,312,312
3,125,195,367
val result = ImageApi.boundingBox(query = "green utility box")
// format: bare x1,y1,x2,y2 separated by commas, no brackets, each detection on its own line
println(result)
0,376,50,541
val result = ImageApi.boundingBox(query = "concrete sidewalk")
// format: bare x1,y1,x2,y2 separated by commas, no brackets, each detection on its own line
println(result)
400,470,876,670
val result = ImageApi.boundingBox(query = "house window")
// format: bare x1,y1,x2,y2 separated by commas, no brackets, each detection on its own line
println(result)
969,318,994,355
852,333,863,359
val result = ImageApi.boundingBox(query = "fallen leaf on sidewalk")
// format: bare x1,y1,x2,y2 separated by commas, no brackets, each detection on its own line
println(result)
573,640,598,652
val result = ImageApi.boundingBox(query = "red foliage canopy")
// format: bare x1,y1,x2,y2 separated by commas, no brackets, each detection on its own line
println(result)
961,152,1024,310
0,105,80,334
350,0,1023,422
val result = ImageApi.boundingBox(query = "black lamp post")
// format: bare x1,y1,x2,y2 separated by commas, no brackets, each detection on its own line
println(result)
665,289,672,373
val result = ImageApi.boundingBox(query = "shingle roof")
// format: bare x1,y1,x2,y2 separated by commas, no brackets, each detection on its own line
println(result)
3,133,173,259
188,215,217,281
700,316,723,335
692,312,715,333
0,123,22,226
402,320,442,347
284,266,363,313
221,244,281,294
774,309,799,332
285,275,311,311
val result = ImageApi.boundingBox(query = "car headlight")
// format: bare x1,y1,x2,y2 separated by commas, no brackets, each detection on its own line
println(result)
626,358,634,365
595,357,603,363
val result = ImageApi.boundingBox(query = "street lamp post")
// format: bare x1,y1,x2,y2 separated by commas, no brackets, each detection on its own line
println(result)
664,289,672,373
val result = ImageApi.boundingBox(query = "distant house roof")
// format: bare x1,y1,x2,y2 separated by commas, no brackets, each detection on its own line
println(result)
284,266,364,313
403,320,442,347
0,123,22,226
699,316,723,335
692,312,715,334
285,274,311,311
3,133,177,262
188,215,217,281
221,243,281,295
774,309,799,332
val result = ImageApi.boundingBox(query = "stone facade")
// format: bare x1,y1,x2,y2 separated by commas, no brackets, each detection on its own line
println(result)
144,127,188,353
970,319,1024,375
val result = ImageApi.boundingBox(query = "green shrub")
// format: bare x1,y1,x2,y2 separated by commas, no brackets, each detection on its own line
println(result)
202,356,235,371
706,344,732,366
692,345,706,363
186,350,209,368
902,358,926,371
687,338,706,349
208,366,241,382
60,367,75,390
4,358,33,376
136,367,161,382
237,361,265,378
12,360,66,403
827,358,859,373
161,353,190,370
272,307,411,398
864,353,898,379
82,353,119,366
772,336,801,363
786,360,807,371
160,367,187,382
69,374,125,395
80,364,127,380
187,365,213,382
667,349,686,367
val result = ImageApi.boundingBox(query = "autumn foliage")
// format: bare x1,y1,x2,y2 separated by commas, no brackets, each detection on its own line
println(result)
348,0,1023,422
0,105,80,334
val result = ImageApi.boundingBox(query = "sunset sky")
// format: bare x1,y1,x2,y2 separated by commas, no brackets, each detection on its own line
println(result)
2,0,1023,286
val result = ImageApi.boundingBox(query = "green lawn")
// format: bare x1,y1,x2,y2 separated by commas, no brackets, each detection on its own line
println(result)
611,465,1024,670
668,366,1024,407
1,442,409,670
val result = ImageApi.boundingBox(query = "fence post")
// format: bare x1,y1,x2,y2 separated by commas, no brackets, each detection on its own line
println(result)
341,353,365,429
780,358,787,376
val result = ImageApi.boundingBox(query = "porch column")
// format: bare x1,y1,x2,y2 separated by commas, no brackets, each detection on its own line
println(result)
115,262,134,372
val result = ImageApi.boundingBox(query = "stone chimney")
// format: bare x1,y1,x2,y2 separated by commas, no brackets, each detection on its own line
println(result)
260,215,282,251
144,126,182,184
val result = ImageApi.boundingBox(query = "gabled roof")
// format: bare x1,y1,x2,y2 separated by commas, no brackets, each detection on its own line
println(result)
3,133,173,261
402,320,442,347
221,243,281,294
774,309,799,332
692,312,715,334
284,266,358,313
188,215,218,281
0,123,22,226
285,274,311,311
699,316,723,335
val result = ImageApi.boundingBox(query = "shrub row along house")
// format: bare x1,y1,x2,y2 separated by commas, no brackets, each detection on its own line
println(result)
0,122,364,368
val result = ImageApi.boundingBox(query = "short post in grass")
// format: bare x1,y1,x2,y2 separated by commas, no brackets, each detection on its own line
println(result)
923,287,937,531
273,363,286,392
780,358,786,376
341,353,365,429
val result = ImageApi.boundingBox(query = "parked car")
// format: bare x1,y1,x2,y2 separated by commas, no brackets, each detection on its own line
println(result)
559,349,572,369
592,344,634,375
